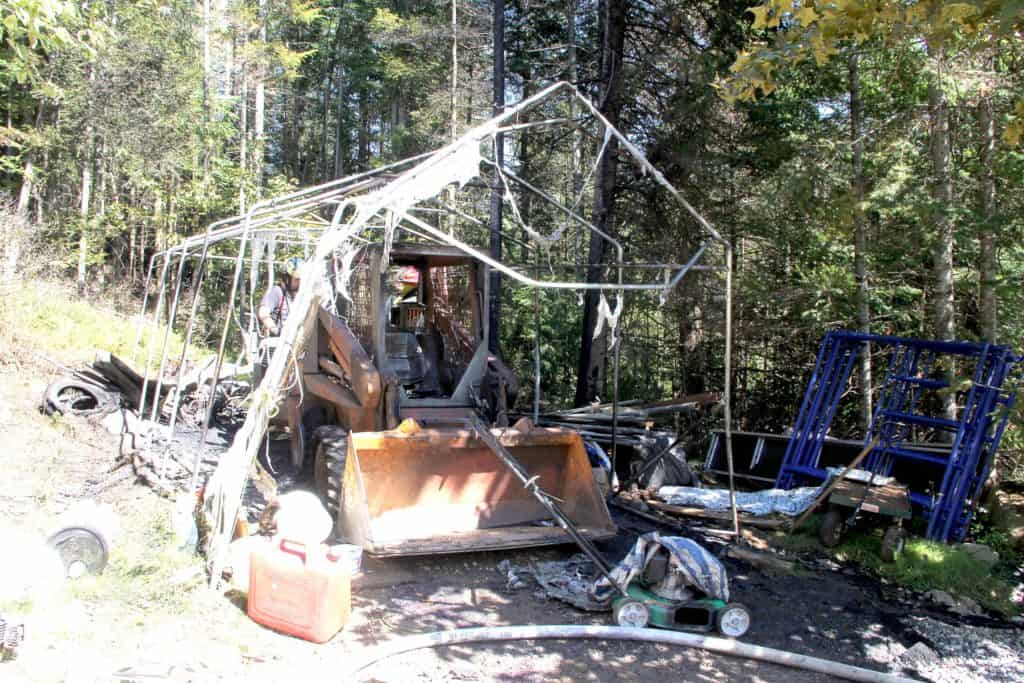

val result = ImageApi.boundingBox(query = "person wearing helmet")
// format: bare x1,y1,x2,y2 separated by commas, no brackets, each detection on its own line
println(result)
258,257,303,336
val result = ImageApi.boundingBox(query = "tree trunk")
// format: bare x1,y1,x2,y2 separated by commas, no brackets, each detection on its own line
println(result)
254,0,266,196
321,7,344,181
358,89,369,169
567,0,582,197
333,63,347,179
927,58,956,423
446,0,458,231
239,59,248,214
849,52,873,429
202,0,211,186
16,101,43,216
574,0,627,407
78,63,97,291
450,0,458,144
978,92,997,342
488,0,505,355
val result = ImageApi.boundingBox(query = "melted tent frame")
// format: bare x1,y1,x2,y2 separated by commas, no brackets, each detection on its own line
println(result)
130,82,740,582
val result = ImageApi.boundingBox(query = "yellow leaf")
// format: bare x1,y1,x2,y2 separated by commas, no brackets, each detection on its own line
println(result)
795,5,819,24
941,2,978,24
730,51,752,73
1015,99,1024,117
749,4,772,29
877,4,900,22
1005,122,1023,147
810,36,837,66
906,2,929,24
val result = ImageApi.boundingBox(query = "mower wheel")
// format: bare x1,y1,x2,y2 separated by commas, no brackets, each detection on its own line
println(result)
880,526,906,562
715,602,752,638
819,507,844,548
313,426,348,517
613,598,650,629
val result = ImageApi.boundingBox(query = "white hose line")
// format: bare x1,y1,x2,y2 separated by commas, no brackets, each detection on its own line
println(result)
348,625,915,683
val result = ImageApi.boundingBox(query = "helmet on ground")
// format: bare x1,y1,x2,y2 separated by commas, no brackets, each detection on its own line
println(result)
283,257,304,278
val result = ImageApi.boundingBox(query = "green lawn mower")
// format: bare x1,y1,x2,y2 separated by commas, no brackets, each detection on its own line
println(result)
605,537,752,638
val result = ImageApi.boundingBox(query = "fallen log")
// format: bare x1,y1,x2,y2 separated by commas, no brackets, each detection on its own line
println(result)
725,544,796,574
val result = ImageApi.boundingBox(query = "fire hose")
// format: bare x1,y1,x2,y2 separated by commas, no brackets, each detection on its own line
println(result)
347,625,916,683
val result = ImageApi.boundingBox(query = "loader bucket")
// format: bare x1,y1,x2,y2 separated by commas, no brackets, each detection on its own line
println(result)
338,423,616,556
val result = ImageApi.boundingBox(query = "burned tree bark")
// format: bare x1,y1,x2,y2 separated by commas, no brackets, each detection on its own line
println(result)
574,0,627,407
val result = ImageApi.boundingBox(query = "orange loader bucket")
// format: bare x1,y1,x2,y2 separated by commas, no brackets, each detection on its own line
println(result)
337,422,616,556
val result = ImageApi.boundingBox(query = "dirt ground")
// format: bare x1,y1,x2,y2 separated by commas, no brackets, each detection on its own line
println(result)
1,360,1021,682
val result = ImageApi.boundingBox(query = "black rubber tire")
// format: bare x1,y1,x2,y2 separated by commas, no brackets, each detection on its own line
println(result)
819,507,845,548
313,425,348,517
43,378,117,417
880,526,906,562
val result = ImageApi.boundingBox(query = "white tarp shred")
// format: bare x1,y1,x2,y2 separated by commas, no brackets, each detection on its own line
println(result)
592,532,728,603
506,532,728,611
657,485,824,517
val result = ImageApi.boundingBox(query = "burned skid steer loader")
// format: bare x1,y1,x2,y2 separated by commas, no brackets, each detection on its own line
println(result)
281,242,616,556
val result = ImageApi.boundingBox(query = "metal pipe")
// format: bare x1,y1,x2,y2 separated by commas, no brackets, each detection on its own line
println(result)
137,253,172,416
480,160,623,261
150,247,192,429
131,256,159,364
396,210,698,293
195,211,256,466
724,245,739,538
166,240,214,464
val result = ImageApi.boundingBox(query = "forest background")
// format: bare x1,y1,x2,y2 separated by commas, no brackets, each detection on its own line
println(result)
2,0,1023,479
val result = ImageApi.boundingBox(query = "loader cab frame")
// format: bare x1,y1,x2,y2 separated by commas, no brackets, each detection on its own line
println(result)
290,242,515,471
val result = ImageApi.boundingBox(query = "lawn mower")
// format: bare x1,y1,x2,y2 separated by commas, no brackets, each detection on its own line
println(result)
608,543,752,637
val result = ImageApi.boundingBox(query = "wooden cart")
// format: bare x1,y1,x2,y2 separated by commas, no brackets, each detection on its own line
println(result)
818,479,912,561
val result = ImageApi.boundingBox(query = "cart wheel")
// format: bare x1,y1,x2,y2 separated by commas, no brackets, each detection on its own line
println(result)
715,603,752,638
880,526,906,562
819,508,844,548
613,599,650,629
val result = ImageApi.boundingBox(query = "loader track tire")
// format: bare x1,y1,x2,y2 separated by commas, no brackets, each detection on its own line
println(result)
43,378,117,417
313,426,348,517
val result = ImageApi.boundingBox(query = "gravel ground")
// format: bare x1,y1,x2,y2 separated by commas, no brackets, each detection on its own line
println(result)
898,616,1024,682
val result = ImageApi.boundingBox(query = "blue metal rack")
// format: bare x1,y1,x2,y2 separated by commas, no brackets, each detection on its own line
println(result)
775,331,1019,543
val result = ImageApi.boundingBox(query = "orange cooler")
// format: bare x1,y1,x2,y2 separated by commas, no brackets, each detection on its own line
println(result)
247,537,352,643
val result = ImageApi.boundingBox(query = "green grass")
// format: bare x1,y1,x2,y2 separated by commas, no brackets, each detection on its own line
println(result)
1,280,205,365
779,519,1019,616
67,512,205,615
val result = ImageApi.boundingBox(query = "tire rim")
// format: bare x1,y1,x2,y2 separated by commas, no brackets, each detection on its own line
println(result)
719,607,750,637
617,601,650,628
